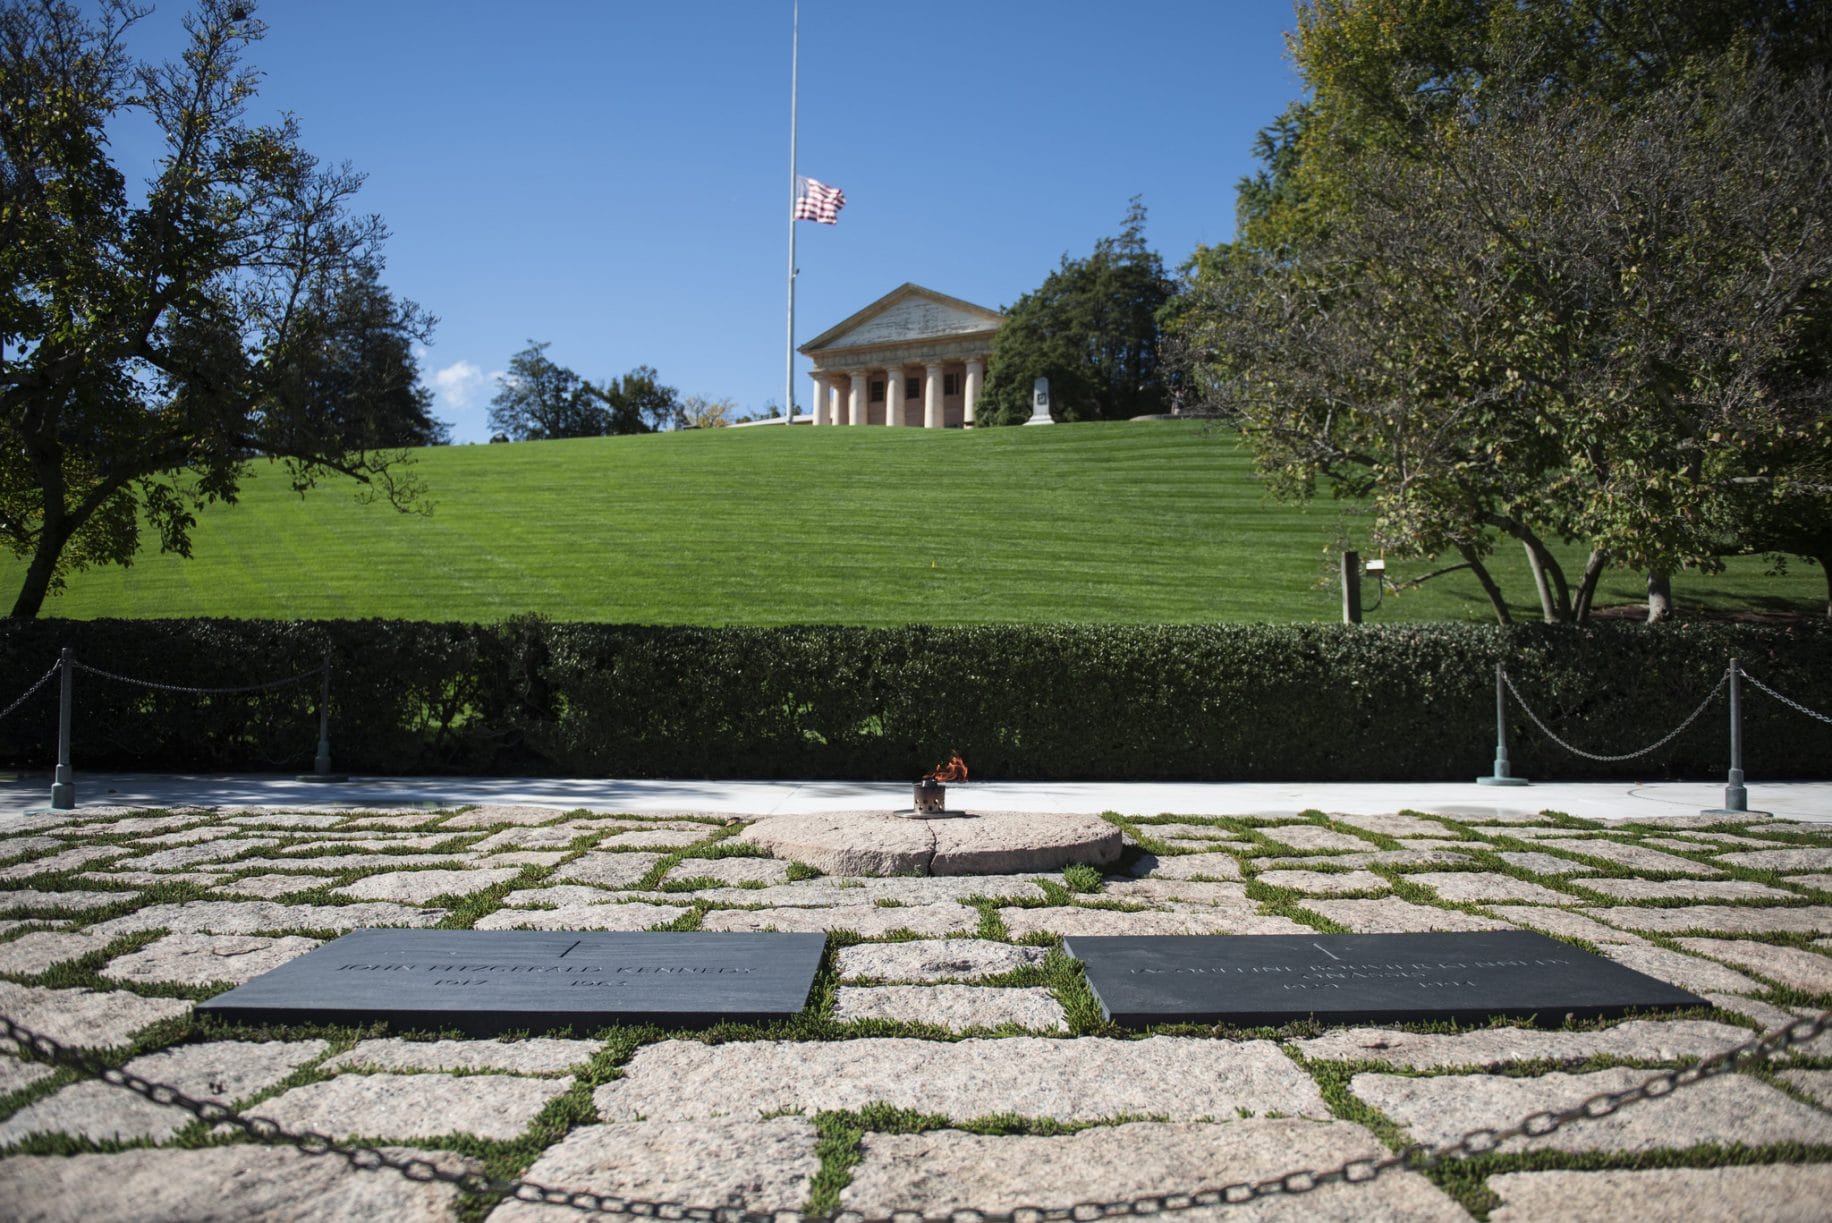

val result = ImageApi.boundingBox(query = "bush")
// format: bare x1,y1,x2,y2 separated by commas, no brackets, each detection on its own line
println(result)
0,619,1826,781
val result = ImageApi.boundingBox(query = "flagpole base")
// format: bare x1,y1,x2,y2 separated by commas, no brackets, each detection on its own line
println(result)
1476,775,1530,786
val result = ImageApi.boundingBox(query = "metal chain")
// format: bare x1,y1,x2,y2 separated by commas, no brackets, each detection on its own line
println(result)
0,656,62,724
70,659,322,697
1739,667,1832,727
4,1007,1827,1219
1502,666,1727,763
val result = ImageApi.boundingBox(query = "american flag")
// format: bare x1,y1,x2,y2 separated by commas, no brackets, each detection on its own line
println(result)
793,175,845,224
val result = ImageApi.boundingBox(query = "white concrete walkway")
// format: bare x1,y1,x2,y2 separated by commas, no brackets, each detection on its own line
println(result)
1,772,1825,825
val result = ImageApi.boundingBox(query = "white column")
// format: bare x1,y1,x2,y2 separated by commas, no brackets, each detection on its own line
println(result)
825,377,842,426
849,371,867,426
884,365,904,427
924,362,944,429
809,373,826,425
963,357,984,428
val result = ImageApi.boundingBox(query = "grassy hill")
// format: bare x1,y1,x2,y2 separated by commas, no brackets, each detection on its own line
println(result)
5,422,1819,624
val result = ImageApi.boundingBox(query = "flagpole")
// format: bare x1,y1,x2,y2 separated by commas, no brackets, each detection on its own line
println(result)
785,0,799,424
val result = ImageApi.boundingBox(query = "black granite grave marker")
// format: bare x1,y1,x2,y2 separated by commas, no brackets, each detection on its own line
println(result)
196,929,826,1036
1063,931,1705,1027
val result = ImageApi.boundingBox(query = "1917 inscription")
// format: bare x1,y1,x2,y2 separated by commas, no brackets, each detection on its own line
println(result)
1065,931,1704,1028
197,929,824,1036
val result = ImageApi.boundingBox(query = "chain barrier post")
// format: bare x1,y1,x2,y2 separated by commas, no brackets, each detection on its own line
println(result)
1703,658,1770,818
1477,662,1529,786
298,650,348,783
50,647,74,810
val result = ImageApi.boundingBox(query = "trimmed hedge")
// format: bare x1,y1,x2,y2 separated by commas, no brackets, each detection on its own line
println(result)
0,618,1827,781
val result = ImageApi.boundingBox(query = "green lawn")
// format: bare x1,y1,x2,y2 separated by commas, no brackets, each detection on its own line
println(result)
7,422,1820,624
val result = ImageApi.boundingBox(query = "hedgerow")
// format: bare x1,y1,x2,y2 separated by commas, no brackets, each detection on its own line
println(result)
0,619,1825,780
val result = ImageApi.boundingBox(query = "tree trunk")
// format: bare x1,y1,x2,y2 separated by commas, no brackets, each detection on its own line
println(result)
1457,543,1512,624
1523,541,1559,623
1819,553,1832,621
1572,549,1608,623
9,531,64,619
1646,571,1673,624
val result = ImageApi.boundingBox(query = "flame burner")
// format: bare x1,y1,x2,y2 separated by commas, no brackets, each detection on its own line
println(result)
896,754,971,819
914,779,947,814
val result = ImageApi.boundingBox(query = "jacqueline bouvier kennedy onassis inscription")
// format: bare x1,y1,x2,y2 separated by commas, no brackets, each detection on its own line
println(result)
196,929,827,1035
1063,930,1705,1027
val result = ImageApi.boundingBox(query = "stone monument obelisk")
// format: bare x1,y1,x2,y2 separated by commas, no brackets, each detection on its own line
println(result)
1026,377,1053,425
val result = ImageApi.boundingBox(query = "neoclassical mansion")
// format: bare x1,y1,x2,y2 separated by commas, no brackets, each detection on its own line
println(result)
800,284,1003,428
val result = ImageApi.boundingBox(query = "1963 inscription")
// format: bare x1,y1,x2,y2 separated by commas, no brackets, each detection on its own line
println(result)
1066,931,1703,1027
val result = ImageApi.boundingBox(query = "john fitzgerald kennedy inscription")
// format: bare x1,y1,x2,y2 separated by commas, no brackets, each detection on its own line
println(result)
196,929,827,1036
1064,930,1705,1027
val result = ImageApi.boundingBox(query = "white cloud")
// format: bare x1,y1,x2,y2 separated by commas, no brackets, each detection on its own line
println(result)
428,360,504,444
432,359,487,410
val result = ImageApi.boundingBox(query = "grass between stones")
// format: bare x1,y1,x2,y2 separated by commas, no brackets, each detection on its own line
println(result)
1,802,1829,1217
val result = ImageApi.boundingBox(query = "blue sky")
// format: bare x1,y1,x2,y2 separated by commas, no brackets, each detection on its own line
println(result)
109,1,1307,442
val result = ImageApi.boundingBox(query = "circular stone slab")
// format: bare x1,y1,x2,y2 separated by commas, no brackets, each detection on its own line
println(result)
738,811,1122,877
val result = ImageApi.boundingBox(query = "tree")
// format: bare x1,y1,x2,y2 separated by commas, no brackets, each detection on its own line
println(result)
677,395,735,430
1176,1,1832,621
589,365,677,435
977,199,1176,425
0,0,428,618
488,342,606,440
287,266,449,449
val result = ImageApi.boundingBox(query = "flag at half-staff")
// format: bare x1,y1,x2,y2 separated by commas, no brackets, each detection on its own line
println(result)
793,175,845,224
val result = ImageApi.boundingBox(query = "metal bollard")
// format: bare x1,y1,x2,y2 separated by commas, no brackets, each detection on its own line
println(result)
1703,658,1769,817
297,651,348,783
1477,661,1529,786
50,647,74,810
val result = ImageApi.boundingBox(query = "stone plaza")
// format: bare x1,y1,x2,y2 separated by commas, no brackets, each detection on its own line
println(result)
0,792,1828,1219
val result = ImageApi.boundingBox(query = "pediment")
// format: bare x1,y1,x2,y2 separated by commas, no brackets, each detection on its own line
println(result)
802,284,1003,356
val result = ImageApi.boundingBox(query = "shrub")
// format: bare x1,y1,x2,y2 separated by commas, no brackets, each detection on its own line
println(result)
0,619,1825,781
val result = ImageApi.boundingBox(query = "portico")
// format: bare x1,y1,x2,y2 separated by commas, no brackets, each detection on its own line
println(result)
800,284,1003,428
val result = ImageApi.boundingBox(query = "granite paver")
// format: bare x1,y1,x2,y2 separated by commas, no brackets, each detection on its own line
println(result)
834,939,1048,982
1670,938,1832,993
843,1121,1466,1221
335,866,525,903
0,1040,325,1144
1298,898,1512,932
1353,1068,1832,1153
486,1118,818,1222
326,1037,598,1075
597,1037,1328,1123
1405,872,1574,905
1492,851,1595,876
701,902,975,936
472,902,688,931
1718,847,1832,873
1252,869,1389,895
1599,944,1766,993
1486,1165,1832,1223
252,1072,574,1142
0,1146,478,1221
1529,839,1721,876
1125,852,1244,881
1569,878,1799,901
82,900,446,937
1589,905,1832,936
834,985,1069,1031
99,931,322,986
1293,1020,1751,1069
0,932,109,976
0,983,191,1050
1255,825,1374,853
1000,906,1310,938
